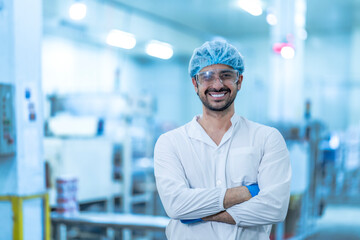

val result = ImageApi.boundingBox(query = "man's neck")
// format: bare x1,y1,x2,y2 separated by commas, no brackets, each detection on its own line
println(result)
197,107,234,145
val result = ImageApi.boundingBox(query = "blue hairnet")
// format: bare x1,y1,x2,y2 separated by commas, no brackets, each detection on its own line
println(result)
188,40,244,77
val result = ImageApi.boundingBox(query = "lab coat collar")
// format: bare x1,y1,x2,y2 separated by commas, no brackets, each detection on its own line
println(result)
187,114,241,148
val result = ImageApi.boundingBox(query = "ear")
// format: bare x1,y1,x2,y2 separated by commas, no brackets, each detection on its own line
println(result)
192,77,199,92
237,75,243,91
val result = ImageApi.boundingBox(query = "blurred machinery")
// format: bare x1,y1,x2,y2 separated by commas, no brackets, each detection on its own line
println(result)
331,127,360,200
268,115,360,240
268,119,328,240
44,93,165,239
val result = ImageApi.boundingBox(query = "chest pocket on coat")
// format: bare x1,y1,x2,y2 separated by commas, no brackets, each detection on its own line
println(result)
227,147,261,186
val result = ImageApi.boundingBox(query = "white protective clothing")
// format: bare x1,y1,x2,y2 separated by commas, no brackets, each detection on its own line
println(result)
154,115,291,240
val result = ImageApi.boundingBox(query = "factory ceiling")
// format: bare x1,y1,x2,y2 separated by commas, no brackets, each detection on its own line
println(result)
43,0,358,59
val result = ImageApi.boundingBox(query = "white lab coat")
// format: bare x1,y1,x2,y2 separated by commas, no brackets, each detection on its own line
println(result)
154,115,291,240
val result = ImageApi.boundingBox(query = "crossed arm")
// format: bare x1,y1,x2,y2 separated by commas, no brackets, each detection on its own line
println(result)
154,130,291,227
202,186,253,224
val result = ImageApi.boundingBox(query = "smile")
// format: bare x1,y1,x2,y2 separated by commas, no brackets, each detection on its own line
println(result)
208,91,229,99
210,93,225,98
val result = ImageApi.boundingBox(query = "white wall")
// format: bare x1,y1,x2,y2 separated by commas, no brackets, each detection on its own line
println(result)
234,38,271,125
305,33,353,131
42,36,118,94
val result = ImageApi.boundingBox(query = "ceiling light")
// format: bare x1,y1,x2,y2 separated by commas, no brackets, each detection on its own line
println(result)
106,30,136,49
237,0,263,16
69,2,87,21
266,13,277,25
145,40,173,60
281,46,295,59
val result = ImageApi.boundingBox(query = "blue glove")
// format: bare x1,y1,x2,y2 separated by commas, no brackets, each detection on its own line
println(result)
180,219,203,224
246,183,260,197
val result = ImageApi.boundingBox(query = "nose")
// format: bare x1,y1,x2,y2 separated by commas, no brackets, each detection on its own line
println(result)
212,76,224,88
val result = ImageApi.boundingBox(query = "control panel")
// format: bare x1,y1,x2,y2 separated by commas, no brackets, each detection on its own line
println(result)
0,84,15,156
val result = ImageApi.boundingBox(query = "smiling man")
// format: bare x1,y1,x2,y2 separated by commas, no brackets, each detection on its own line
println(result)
154,40,292,240
195,64,240,112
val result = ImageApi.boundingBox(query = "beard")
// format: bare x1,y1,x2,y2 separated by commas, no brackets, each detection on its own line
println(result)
197,86,238,112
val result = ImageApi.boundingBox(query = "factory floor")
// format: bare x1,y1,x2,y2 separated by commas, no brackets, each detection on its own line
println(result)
306,203,360,240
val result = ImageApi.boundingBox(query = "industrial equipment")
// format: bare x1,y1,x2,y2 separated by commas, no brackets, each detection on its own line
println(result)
45,93,160,239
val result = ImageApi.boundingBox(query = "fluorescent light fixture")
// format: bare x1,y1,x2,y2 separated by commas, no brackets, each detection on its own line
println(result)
237,0,263,16
106,30,136,49
145,40,173,60
69,2,87,21
266,13,277,25
281,46,295,59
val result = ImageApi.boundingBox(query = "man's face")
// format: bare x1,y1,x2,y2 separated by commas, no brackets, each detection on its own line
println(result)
192,64,243,112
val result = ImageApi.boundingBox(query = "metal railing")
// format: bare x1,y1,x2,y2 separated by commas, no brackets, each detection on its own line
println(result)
0,193,51,240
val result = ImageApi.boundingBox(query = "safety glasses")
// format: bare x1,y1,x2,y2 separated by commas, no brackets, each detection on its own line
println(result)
195,69,239,85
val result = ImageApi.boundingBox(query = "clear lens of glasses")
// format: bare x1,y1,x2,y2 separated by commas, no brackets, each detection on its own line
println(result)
196,69,239,84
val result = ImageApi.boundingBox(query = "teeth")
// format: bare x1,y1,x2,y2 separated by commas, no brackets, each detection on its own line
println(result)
211,93,225,97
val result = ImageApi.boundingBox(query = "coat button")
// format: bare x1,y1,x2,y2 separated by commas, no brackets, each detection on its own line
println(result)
216,180,222,186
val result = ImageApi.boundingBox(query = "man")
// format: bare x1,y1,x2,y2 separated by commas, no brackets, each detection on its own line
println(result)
154,40,291,240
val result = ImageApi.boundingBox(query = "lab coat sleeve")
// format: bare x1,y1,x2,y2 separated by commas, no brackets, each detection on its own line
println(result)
226,128,292,227
154,133,226,220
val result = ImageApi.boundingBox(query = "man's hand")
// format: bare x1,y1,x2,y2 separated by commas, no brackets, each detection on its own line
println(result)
223,183,260,209
180,184,260,225
202,211,236,225
223,186,252,209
